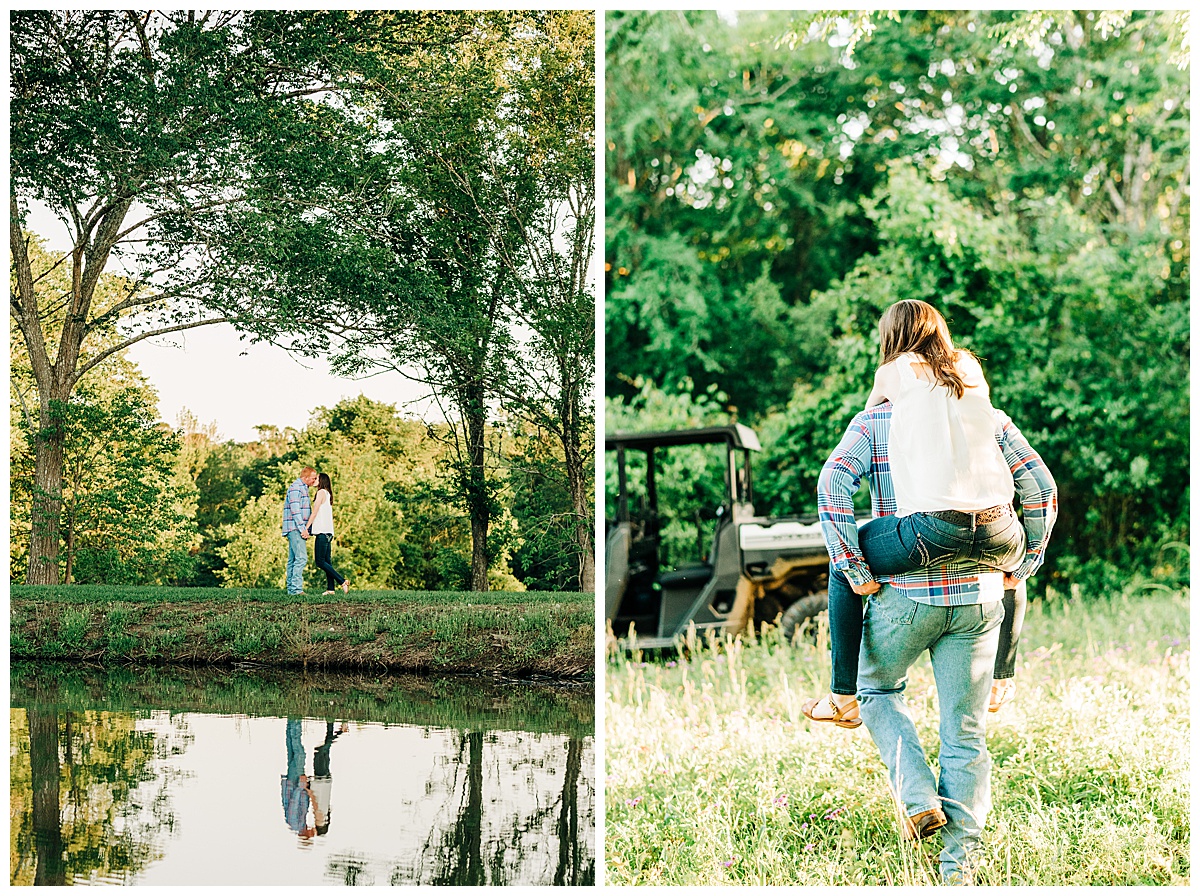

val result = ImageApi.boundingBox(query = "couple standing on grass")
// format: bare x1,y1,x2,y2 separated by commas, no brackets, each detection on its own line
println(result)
802,300,1058,884
282,466,350,596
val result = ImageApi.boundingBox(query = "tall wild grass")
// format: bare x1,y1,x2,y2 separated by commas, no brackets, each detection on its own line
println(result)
605,591,1189,885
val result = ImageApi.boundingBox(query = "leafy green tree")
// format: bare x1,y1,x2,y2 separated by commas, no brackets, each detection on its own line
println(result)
8,10,405,583
605,10,1188,417
489,11,597,592
211,13,595,592
10,241,200,584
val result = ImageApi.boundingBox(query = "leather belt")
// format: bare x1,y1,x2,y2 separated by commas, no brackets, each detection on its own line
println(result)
925,504,1012,528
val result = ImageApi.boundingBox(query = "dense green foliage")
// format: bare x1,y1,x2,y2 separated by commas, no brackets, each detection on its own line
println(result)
10,382,585,592
605,10,1189,592
9,240,201,586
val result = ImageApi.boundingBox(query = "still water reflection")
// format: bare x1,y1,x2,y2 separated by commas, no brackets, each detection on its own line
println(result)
10,664,594,886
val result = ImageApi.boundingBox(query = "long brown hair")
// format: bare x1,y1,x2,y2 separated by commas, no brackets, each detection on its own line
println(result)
318,472,333,505
878,300,974,398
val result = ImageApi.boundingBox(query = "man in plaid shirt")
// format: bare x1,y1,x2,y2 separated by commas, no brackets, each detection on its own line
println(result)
817,402,1057,883
283,465,319,594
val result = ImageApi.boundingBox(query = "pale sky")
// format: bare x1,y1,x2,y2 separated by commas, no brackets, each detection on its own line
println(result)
21,204,436,443
126,326,434,443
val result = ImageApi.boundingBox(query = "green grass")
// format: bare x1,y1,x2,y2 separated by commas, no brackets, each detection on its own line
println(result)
10,585,593,678
605,591,1189,885
11,584,568,606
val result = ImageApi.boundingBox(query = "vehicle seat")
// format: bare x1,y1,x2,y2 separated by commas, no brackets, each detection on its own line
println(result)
658,563,713,589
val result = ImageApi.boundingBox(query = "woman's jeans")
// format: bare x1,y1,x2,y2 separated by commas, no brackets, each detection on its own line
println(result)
313,534,346,590
828,509,1026,696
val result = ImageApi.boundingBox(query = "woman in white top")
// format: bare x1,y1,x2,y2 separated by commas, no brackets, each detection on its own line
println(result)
803,300,1026,729
310,473,349,595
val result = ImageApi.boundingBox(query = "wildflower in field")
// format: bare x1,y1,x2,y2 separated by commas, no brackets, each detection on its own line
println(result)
626,797,643,807
800,822,809,830
666,660,677,667
805,843,816,852
774,795,789,807
723,860,734,868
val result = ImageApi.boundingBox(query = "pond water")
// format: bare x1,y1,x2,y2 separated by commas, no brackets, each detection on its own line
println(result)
10,663,594,886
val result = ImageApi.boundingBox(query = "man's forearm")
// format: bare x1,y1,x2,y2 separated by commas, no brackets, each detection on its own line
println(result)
1001,422,1058,579
817,421,874,584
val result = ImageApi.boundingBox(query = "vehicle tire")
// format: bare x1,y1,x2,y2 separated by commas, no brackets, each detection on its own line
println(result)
779,591,829,644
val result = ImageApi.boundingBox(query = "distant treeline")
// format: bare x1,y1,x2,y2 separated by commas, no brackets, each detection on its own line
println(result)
10,369,583,593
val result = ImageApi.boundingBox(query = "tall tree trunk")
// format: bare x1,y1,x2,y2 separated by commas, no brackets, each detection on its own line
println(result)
563,434,595,593
559,364,594,593
29,708,65,886
464,384,490,592
27,400,67,585
13,195,132,585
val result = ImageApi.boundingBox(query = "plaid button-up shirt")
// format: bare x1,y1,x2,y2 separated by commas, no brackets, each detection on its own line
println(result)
817,403,1058,606
282,478,312,536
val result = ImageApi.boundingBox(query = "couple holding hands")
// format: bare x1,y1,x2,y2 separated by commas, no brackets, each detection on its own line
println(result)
282,466,350,596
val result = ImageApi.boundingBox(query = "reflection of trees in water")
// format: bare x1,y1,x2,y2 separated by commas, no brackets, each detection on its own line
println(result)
320,729,594,886
431,731,486,885
554,737,586,886
10,707,191,886
426,731,593,886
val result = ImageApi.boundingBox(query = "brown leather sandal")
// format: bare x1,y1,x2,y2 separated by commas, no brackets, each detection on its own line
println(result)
801,694,863,729
989,679,1015,713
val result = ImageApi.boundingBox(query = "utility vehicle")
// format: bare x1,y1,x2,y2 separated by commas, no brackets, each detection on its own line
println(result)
605,424,842,649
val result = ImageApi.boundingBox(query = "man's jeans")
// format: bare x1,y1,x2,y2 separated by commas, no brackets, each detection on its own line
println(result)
285,531,307,594
857,584,1003,883
828,510,1024,695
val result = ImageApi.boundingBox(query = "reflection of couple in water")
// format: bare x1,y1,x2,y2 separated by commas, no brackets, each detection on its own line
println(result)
281,719,349,840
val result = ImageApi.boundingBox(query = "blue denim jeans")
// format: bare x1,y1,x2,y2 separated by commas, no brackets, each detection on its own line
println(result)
285,530,308,594
827,509,1024,695
857,584,1003,883
313,533,345,590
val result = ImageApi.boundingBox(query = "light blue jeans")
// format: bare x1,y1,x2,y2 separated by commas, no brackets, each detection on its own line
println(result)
285,531,308,594
857,584,1003,884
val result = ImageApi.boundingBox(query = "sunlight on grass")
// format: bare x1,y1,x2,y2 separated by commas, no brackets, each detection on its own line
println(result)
605,592,1189,885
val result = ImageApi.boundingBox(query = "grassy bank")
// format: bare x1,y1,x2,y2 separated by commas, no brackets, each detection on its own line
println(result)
605,591,1189,885
10,585,593,679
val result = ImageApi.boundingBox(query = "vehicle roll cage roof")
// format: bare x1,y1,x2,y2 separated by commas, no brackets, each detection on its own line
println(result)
605,423,761,452
606,424,758,524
